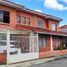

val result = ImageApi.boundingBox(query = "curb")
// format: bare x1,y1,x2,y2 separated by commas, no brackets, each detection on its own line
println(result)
29,55,67,67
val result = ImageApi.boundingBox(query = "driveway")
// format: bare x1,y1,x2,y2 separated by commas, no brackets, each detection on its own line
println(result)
30,55,67,67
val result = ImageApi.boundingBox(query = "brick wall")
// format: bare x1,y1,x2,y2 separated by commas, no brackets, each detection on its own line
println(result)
39,50,67,59
0,53,6,64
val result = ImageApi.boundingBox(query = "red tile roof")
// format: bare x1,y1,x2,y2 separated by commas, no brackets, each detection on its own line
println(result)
60,25,67,29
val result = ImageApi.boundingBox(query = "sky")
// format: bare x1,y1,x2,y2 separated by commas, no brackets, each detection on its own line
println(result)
10,0,67,26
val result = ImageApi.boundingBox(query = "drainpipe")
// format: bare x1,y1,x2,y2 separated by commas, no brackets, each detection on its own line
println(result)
50,35,53,51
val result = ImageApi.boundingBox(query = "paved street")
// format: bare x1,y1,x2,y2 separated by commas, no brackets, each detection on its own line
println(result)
30,56,67,67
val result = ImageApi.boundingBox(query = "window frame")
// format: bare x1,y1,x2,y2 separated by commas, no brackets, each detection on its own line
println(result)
22,16,26,25
27,17,30,25
52,23,57,31
0,10,4,22
17,15,21,23
56,37,60,48
0,10,10,24
38,20,43,28
39,35,47,47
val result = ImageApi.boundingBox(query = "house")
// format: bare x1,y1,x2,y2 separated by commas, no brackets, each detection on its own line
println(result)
60,25,67,33
0,0,67,64
60,25,67,48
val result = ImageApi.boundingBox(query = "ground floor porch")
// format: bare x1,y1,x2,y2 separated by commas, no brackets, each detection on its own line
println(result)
0,29,66,64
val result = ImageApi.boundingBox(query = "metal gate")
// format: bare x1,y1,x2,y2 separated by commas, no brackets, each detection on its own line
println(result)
6,30,39,64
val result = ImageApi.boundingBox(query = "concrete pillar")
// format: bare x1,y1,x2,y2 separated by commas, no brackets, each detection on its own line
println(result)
29,33,39,52
50,35,53,51
7,30,10,64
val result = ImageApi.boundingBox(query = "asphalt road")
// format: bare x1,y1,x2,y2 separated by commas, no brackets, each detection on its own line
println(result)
30,56,67,67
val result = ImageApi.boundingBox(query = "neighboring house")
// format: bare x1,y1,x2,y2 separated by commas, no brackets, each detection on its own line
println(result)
0,0,67,64
60,25,67,33
60,25,67,47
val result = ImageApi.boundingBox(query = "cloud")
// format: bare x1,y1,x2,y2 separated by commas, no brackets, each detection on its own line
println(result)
44,0,67,10
35,9,42,12
61,0,67,3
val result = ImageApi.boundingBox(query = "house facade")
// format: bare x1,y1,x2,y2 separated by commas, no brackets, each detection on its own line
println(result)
60,25,67,33
0,0,67,64
60,25,67,48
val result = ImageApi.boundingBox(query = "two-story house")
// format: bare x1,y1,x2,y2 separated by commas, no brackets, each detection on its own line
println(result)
0,0,67,64
60,25,67,33
60,25,67,48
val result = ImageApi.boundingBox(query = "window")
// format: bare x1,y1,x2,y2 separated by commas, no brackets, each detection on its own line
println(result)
0,33,6,46
17,15,21,23
39,38,47,47
52,23,56,31
56,37,60,48
4,11,10,23
0,33,7,53
38,20,43,28
0,10,3,22
27,17,30,25
0,10,10,23
10,34,29,54
39,35,47,47
22,16,26,24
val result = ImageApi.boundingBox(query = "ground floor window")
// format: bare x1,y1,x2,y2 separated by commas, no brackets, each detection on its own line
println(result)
56,37,60,48
10,34,29,55
0,33,7,53
39,34,47,47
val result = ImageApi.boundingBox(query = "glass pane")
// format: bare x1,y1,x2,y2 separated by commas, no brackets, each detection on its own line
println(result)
10,34,29,54
56,37,60,47
22,16,26,24
17,15,21,23
52,23,56,31
0,10,3,22
0,33,7,53
39,35,47,47
38,20,43,28
0,34,6,40
27,17,30,25
0,42,6,46
4,11,10,23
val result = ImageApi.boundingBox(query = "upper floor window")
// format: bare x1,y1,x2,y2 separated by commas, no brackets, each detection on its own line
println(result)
27,17,30,25
0,10,3,22
22,16,26,24
38,20,43,28
0,10,10,23
52,23,56,31
17,15,21,23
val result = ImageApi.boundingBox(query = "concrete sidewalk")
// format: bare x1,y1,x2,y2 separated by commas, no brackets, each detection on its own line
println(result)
0,55,67,67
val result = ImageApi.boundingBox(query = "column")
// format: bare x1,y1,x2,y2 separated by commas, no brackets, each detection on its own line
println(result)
7,30,10,64
50,35,53,51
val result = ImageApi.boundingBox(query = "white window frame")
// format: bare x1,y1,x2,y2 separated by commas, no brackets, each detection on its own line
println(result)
52,23,56,31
